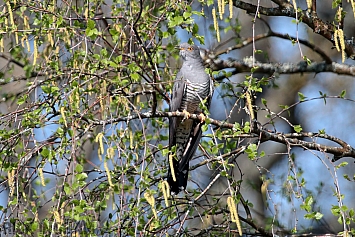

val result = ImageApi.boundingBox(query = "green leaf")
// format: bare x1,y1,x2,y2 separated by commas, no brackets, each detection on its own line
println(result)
24,65,33,78
76,172,88,181
261,98,267,106
279,104,289,110
305,196,313,206
298,92,306,102
75,164,84,173
192,23,199,35
340,90,346,98
131,73,140,81
224,25,232,33
41,148,50,158
314,212,323,220
319,91,327,104
162,31,170,38
206,0,214,6
332,0,341,8
301,196,313,212
340,205,348,212
17,95,28,105
9,197,18,205
251,66,259,73
303,56,311,65
343,174,351,181
31,222,38,231
331,205,340,216
287,175,295,181
337,215,343,224
305,212,323,220
41,85,59,94
245,144,258,160
87,19,95,29
202,124,208,132
294,125,302,133
41,85,51,94
211,145,219,154
192,10,204,17
336,161,348,169
243,122,250,133
161,148,169,156
168,16,184,27
183,11,192,18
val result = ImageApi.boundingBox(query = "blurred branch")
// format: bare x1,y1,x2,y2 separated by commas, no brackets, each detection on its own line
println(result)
0,53,26,68
233,0,355,59
271,0,293,8
206,58,355,77
191,146,246,171
212,30,332,63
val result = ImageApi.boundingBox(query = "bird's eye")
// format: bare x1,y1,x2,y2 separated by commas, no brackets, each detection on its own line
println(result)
188,46,193,51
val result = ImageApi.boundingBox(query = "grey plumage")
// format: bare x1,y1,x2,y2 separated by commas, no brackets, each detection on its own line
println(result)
167,43,213,194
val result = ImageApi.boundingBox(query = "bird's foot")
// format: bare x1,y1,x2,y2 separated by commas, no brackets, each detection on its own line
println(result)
182,109,191,122
198,113,206,123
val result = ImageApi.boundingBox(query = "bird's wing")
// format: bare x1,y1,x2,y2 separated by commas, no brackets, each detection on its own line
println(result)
206,76,214,107
169,71,185,148
168,69,213,193
177,77,213,172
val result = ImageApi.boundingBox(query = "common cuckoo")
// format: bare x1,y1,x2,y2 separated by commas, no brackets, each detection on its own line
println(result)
167,43,213,194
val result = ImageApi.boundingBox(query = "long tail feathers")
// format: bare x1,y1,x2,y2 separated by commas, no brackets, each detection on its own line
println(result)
167,158,189,195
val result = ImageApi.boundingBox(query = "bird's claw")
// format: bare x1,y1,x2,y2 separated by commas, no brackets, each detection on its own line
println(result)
199,113,206,123
182,109,191,121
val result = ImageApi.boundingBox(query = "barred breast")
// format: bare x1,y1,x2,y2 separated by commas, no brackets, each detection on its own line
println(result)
181,79,211,113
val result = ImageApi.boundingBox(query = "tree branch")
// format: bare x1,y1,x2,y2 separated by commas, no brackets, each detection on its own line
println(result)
232,0,355,59
91,111,355,159
211,30,332,63
206,58,355,77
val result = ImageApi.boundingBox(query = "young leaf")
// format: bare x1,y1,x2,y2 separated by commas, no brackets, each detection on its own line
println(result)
298,92,306,102
340,90,346,98
294,125,302,133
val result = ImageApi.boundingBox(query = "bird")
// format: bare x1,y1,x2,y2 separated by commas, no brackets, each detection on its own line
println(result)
167,43,213,194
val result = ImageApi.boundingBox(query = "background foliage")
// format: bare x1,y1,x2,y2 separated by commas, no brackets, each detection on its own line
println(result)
1,0,355,236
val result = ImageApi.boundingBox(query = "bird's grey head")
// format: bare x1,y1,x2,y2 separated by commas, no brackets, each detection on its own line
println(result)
178,43,202,62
